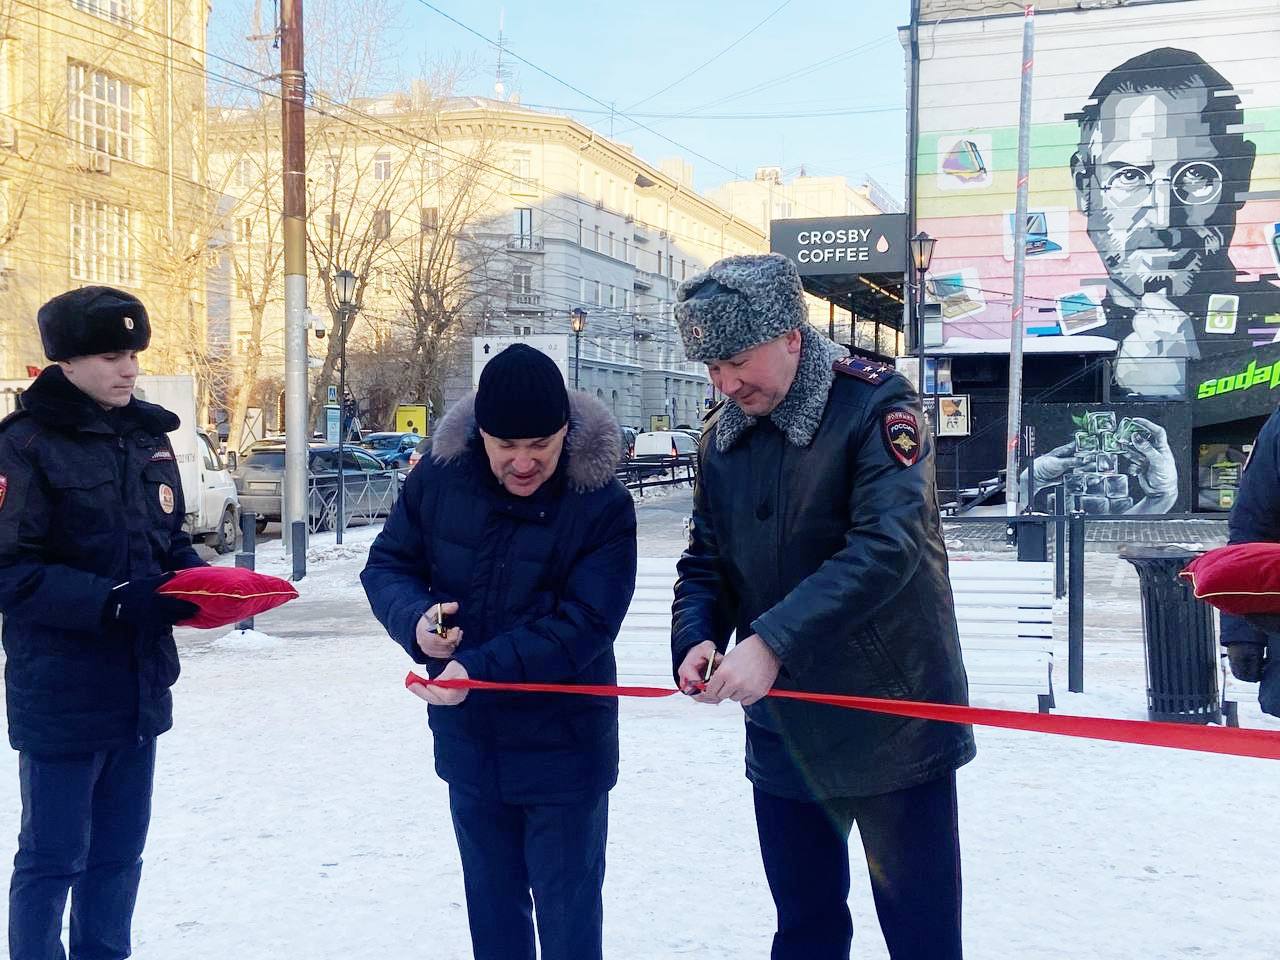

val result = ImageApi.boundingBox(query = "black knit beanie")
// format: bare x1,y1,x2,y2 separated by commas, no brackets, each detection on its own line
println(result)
474,343,570,439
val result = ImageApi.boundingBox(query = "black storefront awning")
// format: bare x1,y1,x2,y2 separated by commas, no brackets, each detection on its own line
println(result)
770,214,908,328
1191,342,1280,426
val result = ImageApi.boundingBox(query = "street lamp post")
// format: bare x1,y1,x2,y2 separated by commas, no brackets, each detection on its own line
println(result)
571,308,587,390
334,269,357,545
909,231,937,421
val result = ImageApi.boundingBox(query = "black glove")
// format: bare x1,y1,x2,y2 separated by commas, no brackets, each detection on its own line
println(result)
1226,642,1266,683
104,573,199,631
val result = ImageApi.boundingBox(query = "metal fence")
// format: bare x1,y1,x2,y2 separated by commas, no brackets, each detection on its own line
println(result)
305,470,401,534
616,455,697,495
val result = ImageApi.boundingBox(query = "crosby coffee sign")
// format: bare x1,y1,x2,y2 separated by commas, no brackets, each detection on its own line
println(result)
771,214,907,276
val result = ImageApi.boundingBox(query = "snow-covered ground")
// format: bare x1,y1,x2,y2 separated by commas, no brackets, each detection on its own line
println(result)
2,495,1279,959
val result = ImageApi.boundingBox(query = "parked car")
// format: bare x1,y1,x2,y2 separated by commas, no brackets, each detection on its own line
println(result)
408,435,431,470
619,426,638,461
361,431,421,468
232,442,398,532
634,430,698,458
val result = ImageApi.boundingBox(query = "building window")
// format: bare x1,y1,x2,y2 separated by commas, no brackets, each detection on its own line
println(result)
67,62,136,160
420,206,439,231
623,289,632,311
593,225,600,253
608,232,615,259
373,152,392,181
513,264,533,295
327,212,341,233
235,217,252,242
511,151,532,181
579,277,586,303
72,0,131,25
234,158,254,188
594,280,602,306
577,218,584,247
69,198,137,285
372,209,391,239
623,237,629,264
608,285,616,309
513,324,532,336
681,259,687,280
514,207,533,245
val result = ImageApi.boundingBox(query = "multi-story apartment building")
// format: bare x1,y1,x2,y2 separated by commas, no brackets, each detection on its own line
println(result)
0,0,211,380
207,94,766,431
706,166,898,235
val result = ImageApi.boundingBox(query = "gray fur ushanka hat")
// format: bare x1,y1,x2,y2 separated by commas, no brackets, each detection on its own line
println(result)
674,253,807,362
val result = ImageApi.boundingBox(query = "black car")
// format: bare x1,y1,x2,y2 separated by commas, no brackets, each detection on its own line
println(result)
233,442,399,532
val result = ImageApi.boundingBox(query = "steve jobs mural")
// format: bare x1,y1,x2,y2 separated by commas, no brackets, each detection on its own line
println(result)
1069,47,1280,398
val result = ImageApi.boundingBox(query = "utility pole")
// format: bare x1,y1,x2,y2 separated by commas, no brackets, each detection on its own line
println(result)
280,0,308,563
1005,4,1036,517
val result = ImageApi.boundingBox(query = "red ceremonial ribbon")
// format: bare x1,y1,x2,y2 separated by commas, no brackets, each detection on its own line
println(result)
404,672,1280,762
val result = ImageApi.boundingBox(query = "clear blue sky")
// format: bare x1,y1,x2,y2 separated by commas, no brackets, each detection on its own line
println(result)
209,0,911,200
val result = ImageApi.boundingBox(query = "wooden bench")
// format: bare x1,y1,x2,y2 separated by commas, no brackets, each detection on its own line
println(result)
616,557,1056,713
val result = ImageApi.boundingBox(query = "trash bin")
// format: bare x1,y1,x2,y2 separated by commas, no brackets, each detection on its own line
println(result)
1119,545,1220,724
1013,515,1049,563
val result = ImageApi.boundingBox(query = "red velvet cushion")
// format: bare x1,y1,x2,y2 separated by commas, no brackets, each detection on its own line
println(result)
1179,542,1280,614
158,567,298,629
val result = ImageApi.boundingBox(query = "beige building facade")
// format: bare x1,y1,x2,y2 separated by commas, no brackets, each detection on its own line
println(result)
208,96,766,430
0,0,211,381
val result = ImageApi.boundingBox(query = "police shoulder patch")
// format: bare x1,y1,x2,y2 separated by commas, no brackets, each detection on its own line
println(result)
832,356,893,386
882,408,921,468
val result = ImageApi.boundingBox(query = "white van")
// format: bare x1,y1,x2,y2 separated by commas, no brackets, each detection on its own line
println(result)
633,430,698,458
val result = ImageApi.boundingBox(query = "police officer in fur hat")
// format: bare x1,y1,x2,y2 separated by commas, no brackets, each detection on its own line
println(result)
671,254,974,959
362,344,637,960
0,286,206,960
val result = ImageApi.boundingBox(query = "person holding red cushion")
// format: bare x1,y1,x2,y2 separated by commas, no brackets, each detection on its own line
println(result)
1221,408,1280,717
0,287,206,960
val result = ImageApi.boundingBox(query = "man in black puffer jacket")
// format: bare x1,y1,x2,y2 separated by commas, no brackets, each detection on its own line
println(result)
671,254,975,960
362,344,637,960
0,287,204,960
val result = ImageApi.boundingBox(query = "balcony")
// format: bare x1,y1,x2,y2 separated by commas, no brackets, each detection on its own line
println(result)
508,293,545,312
506,234,545,252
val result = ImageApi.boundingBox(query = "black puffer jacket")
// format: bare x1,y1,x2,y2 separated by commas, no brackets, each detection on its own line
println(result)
362,391,637,804
672,329,975,800
0,365,205,755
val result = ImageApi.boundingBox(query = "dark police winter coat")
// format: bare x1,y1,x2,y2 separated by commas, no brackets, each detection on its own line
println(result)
361,392,637,804
672,329,975,800
0,365,205,755
1220,406,1280,717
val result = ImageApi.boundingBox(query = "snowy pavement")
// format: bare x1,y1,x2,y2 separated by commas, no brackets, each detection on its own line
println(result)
2,492,1279,959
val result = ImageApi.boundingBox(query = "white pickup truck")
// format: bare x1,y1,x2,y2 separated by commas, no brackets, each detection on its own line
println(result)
0,374,241,553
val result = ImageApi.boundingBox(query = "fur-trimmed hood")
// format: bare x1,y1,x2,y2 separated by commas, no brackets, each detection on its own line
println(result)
714,326,848,452
431,390,622,492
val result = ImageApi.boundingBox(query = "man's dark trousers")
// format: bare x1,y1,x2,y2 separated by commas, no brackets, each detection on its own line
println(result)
448,787,608,960
10,739,156,960
753,772,962,960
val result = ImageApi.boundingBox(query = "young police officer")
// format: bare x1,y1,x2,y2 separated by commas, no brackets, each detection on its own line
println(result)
0,287,205,960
